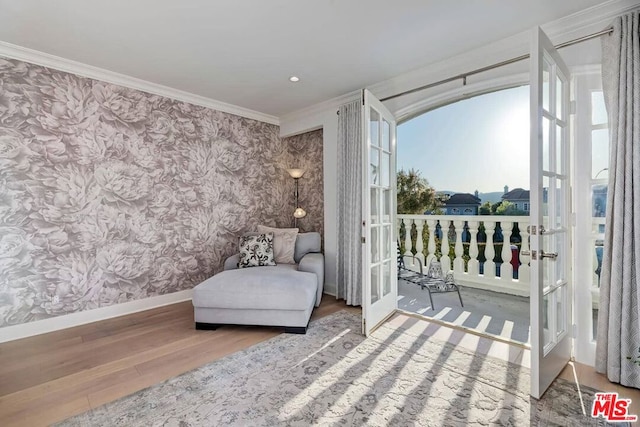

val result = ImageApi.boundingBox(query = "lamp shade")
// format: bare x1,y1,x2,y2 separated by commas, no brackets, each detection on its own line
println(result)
287,168,305,179
293,207,307,219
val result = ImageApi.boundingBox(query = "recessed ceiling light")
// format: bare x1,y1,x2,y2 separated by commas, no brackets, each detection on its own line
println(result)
289,76,300,82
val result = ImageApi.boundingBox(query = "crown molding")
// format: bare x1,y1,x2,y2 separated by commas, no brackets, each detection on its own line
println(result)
0,41,280,126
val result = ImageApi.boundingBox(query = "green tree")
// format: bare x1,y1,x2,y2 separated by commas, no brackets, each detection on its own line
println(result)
479,202,492,215
396,169,439,214
494,200,514,215
494,200,527,216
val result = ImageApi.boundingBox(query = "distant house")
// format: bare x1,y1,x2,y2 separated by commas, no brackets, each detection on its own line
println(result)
501,187,530,212
443,193,481,215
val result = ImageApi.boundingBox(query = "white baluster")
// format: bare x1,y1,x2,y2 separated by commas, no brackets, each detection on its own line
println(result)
403,219,412,258
468,220,479,276
484,221,496,279
415,219,425,266
440,220,451,271
426,219,437,266
453,220,465,274
500,221,513,280
519,222,530,284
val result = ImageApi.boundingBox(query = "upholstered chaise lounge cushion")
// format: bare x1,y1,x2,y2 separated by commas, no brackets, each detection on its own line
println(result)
222,232,324,307
193,267,317,311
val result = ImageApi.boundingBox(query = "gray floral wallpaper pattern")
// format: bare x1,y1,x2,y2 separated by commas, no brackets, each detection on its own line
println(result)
0,57,323,328
282,129,324,238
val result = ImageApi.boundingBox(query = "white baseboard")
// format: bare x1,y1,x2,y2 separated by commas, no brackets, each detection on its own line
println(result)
0,290,193,343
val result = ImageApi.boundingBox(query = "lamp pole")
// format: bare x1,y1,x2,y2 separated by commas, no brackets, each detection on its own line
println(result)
294,177,300,227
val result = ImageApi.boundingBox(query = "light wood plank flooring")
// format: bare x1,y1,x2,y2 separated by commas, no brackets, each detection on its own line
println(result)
1,298,638,426
0,296,358,426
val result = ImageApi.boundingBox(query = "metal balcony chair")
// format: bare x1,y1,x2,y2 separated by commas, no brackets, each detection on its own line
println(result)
397,242,464,310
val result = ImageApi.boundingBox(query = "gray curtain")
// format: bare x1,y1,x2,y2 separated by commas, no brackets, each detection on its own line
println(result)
596,10,640,388
336,100,362,306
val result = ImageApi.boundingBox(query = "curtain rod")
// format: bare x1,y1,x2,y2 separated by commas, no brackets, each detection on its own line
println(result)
379,27,614,103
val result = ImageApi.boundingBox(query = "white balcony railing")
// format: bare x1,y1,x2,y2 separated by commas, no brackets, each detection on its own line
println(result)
398,214,531,297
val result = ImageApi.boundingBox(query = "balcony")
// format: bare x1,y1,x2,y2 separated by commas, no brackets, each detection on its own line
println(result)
397,214,531,342
397,214,603,343
398,214,532,297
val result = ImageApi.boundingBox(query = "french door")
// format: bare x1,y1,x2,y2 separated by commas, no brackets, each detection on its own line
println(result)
529,27,572,399
362,89,398,336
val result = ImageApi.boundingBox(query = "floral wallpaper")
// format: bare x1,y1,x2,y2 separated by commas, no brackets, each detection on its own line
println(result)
283,129,323,238
0,57,323,328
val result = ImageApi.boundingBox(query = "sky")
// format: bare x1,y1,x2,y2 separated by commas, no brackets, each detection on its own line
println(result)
397,85,530,194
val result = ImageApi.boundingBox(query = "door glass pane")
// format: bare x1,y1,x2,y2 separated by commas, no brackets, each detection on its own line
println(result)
591,91,607,126
370,148,379,185
556,124,564,175
543,59,551,112
554,179,564,229
382,261,391,296
542,176,550,227
543,292,551,347
591,129,609,179
371,227,379,263
382,189,391,223
382,226,390,260
555,286,566,336
381,152,390,187
555,234,566,284
382,119,390,151
592,212,605,341
542,117,550,172
556,75,564,120
370,108,380,147
543,235,553,287
371,264,380,304
592,184,607,218
371,188,379,224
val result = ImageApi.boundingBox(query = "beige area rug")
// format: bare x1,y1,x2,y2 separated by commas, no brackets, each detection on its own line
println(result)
58,311,620,426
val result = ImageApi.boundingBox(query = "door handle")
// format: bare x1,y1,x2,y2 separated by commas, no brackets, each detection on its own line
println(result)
519,250,557,260
540,251,558,260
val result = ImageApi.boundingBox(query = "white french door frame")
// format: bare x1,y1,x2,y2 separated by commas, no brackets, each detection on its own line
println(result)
529,26,572,399
362,89,398,336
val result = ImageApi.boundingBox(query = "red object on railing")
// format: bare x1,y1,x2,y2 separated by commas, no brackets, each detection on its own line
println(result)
511,245,520,273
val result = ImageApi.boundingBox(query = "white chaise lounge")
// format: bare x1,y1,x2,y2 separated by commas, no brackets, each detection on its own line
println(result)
192,232,324,334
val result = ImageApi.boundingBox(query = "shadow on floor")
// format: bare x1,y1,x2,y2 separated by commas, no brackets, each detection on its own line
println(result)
398,279,531,344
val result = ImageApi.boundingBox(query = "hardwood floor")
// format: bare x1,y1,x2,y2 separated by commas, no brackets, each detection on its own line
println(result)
0,296,358,426
558,360,640,419
1,297,638,426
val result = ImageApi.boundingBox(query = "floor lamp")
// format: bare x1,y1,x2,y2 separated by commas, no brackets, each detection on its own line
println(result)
288,168,307,227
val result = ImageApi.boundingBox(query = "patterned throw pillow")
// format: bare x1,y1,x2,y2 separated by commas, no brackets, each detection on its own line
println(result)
238,233,276,268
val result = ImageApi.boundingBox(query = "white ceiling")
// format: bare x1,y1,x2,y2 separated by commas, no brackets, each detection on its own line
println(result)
0,0,611,117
